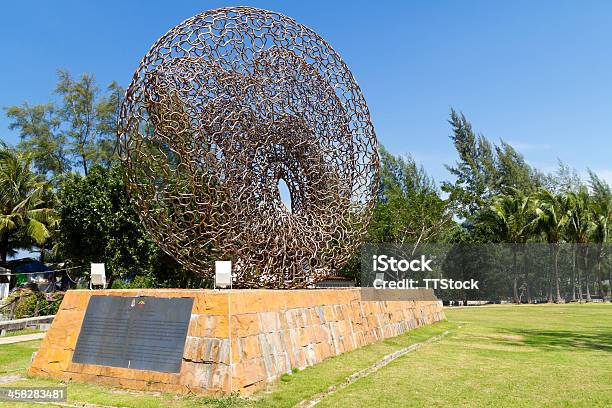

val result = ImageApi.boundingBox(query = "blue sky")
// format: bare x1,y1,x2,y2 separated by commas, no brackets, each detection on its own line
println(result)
1,0,611,184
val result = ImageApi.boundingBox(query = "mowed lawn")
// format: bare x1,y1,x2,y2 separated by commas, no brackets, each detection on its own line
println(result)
319,303,612,407
0,304,610,407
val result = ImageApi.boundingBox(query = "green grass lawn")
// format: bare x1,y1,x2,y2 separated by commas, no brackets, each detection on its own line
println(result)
0,340,40,376
319,303,612,408
0,304,610,407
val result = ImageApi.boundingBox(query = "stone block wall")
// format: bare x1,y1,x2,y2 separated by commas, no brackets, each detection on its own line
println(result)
29,288,444,395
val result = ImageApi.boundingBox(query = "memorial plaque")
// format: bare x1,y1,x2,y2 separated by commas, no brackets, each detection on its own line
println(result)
72,296,193,373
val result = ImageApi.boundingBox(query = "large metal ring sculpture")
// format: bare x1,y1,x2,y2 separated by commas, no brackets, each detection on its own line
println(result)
118,7,379,288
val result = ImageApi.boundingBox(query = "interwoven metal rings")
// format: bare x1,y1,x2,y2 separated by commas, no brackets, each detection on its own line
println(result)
118,7,379,288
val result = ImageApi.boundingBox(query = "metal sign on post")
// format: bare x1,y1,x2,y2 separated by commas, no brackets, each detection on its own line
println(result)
214,261,232,289
90,263,106,289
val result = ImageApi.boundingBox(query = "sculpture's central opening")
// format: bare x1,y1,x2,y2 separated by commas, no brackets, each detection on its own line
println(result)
278,178,292,213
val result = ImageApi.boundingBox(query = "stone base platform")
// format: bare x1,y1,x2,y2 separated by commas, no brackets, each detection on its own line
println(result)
29,288,445,395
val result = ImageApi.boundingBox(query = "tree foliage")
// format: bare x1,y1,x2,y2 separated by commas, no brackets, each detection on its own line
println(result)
0,144,56,262
5,103,68,180
5,70,124,179
443,109,542,219
444,110,612,302
369,147,453,246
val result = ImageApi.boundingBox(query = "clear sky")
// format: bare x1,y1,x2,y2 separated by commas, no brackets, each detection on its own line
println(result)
1,0,611,185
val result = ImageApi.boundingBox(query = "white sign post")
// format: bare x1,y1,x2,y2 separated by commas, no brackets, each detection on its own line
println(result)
215,261,232,289
90,263,106,289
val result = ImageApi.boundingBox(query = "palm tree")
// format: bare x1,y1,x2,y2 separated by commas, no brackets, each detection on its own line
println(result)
566,188,594,302
534,189,568,303
485,189,537,303
589,171,612,301
0,144,56,263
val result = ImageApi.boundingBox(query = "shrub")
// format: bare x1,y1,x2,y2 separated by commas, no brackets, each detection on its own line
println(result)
6,289,64,318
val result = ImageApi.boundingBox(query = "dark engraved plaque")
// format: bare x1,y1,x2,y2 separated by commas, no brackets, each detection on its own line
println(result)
72,296,131,368
72,296,194,373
